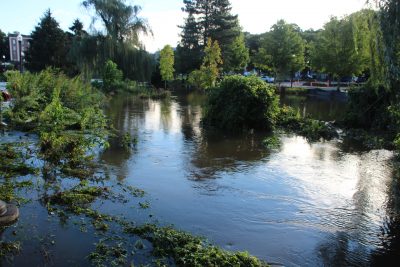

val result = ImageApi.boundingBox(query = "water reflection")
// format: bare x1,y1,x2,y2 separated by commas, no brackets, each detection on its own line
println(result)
101,92,400,266
280,93,347,121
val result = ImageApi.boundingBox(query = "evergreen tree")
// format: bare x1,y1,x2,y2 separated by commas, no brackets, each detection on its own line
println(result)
0,29,9,62
207,0,240,60
69,19,86,38
26,10,67,72
225,33,249,73
176,13,202,74
178,0,240,73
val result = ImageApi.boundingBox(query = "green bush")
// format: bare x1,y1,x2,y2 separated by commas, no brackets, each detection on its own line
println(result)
344,83,392,129
277,105,338,141
202,75,280,131
102,60,123,93
5,69,107,167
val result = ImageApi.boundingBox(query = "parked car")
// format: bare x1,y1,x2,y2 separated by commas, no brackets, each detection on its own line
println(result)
340,76,356,83
260,76,275,83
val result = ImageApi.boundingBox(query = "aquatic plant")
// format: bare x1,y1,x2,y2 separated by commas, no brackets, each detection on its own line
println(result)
124,224,269,267
277,105,338,141
0,143,37,178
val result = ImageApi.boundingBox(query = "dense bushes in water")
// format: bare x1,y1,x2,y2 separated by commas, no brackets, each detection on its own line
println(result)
5,69,107,166
202,75,280,131
343,83,400,149
277,106,338,141
202,75,337,141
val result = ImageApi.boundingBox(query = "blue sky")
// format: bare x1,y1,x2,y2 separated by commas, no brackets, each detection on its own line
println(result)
1,0,368,52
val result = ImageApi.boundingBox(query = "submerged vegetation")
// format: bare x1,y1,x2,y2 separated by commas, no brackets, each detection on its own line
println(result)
203,75,338,142
203,75,279,131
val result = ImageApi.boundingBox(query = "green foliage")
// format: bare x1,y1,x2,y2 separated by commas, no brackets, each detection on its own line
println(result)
263,136,281,149
141,226,268,267
176,14,202,74
311,11,384,85
188,38,223,89
83,0,151,45
178,0,240,73
253,48,272,73
277,106,338,141
260,20,305,81
344,84,392,130
159,45,175,88
102,60,123,93
0,143,37,178
202,75,279,131
25,10,68,72
46,182,104,207
225,33,250,73
5,69,107,167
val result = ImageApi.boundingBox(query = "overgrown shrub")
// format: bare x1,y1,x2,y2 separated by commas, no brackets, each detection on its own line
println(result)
102,60,123,93
202,75,280,131
278,106,338,141
5,69,108,167
344,83,392,130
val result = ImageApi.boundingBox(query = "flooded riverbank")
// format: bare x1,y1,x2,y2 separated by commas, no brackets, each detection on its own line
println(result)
1,91,399,266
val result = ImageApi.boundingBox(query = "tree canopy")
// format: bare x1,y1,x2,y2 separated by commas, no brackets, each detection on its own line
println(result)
177,0,240,73
159,45,175,88
260,20,305,81
82,0,151,46
26,10,68,72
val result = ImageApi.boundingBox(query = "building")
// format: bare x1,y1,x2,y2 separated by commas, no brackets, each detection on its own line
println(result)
8,33,31,63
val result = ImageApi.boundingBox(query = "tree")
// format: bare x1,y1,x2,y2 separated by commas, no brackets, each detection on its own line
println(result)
225,33,249,73
179,0,240,72
82,0,151,46
188,38,222,89
311,16,370,88
378,0,400,87
26,10,68,72
176,14,202,74
0,29,9,63
69,19,86,38
253,48,272,73
102,60,123,92
159,45,175,89
261,20,305,86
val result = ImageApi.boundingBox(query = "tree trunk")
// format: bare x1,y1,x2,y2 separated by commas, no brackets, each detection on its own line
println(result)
164,80,167,90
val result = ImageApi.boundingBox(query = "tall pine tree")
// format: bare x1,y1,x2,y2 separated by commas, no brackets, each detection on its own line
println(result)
177,0,240,74
26,10,67,72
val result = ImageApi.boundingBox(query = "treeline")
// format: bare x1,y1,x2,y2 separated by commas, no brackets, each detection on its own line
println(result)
174,0,387,88
0,0,156,82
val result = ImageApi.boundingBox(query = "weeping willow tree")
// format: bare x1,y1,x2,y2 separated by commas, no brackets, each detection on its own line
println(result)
377,0,400,88
68,0,155,81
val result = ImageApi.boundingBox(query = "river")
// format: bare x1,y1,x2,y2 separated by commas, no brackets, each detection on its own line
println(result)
1,90,399,266
100,91,399,266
